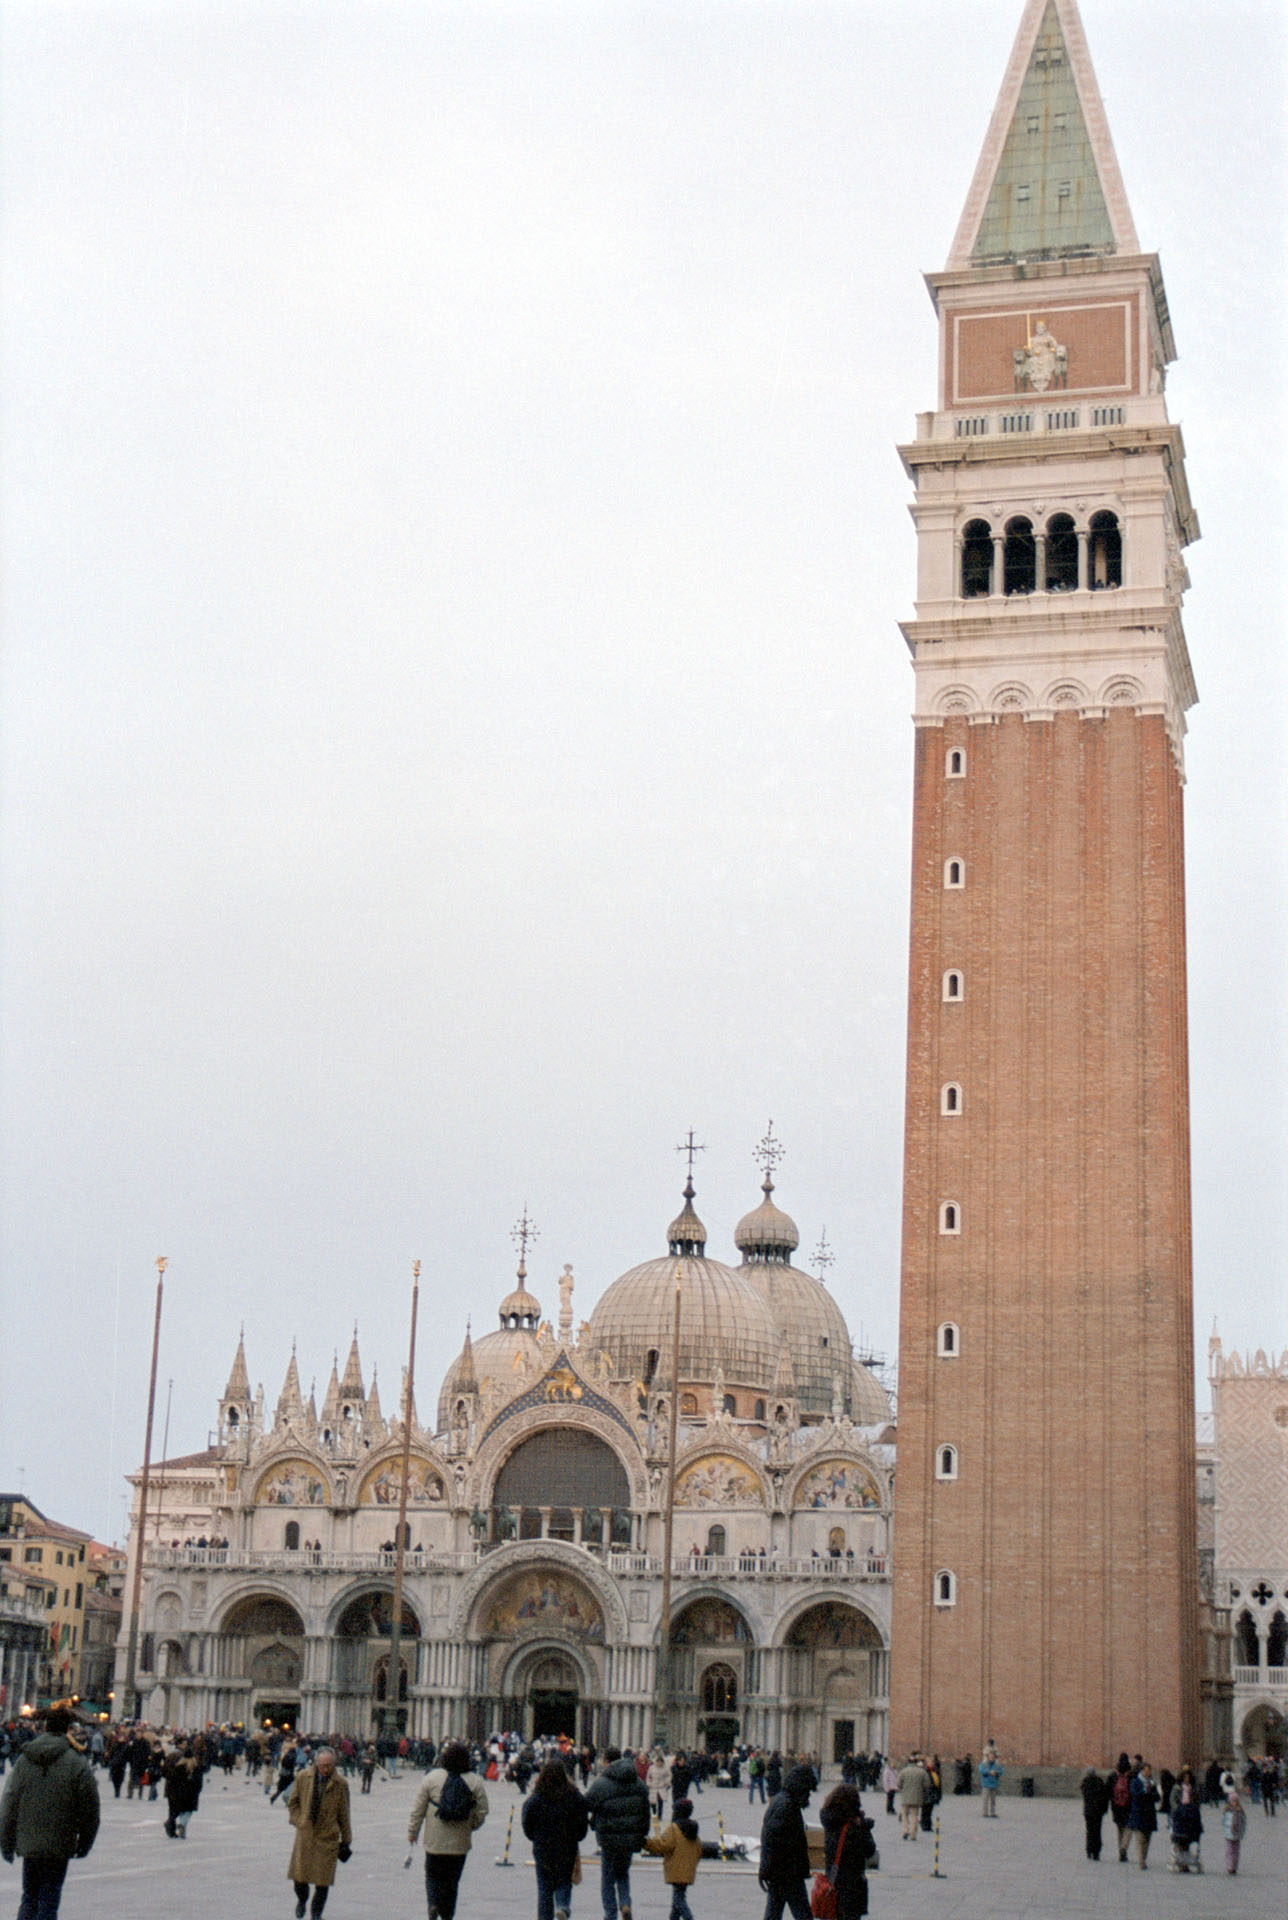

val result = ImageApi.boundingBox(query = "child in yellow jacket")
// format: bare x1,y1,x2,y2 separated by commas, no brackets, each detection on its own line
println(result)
643,1797,701,1920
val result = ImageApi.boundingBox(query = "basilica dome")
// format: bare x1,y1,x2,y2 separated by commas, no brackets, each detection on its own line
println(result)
851,1356,892,1425
737,1173,861,1418
436,1267,544,1431
587,1181,779,1392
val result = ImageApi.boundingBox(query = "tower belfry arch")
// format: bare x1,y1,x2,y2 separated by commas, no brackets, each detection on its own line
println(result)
891,0,1201,1771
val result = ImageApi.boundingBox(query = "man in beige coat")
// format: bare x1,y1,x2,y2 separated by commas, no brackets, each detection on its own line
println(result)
287,1749,352,1918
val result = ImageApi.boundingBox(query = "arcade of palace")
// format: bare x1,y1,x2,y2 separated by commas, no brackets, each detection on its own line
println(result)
118,1163,897,1754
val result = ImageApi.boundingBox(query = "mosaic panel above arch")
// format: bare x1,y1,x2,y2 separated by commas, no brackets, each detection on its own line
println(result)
672,1596,751,1645
358,1458,446,1507
482,1569,605,1644
673,1454,765,1509
793,1459,881,1511
786,1601,882,1650
256,1460,330,1507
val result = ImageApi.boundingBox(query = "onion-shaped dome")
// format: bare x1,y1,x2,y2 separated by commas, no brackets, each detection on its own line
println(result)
850,1357,893,1425
436,1265,544,1430
734,1174,800,1263
587,1183,779,1391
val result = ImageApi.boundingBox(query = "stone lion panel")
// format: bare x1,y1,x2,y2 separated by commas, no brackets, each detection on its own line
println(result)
795,1460,879,1510
673,1455,764,1509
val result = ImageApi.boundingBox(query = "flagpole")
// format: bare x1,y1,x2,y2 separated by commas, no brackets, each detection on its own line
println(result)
383,1260,420,1743
122,1257,166,1720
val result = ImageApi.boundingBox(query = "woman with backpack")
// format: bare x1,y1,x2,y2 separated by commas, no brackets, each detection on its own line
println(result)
1109,1754,1133,1860
408,1738,488,1920
522,1758,589,1920
818,1782,877,1919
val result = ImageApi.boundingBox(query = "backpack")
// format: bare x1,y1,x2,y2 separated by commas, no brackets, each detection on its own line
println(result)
1111,1773,1131,1811
436,1771,474,1823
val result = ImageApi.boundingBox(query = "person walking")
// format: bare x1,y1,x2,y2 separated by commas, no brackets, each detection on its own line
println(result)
522,1758,589,1920
286,1747,352,1919
1222,1790,1247,1874
896,1754,928,1842
163,1744,203,1839
748,1751,767,1805
1167,1767,1202,1872
270,1736,300,1805
978,1745,1001,1817
758,1762,815,1920
643,1795,702,1920
0,1705,100,1920
585,1746,650,1920
1108,1754,1133,1860
1078,1765,1109,1860
1127,1761,1159,1870
880,1759,898,1817
408,1737,488,1920
646,1753,669,1822
818,1782,876,1920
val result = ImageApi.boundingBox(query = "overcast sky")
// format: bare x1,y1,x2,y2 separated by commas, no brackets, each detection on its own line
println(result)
2,1,1284,1545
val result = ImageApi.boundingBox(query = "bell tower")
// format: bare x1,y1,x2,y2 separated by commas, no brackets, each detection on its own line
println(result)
891,0,1201,1769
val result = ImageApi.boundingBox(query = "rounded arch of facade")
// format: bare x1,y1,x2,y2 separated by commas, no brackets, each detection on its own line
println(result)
212,1582,309,1637
935,686,980,719
1238,1699,1286,1752
498,1635,600,1699
354,1446,450,1510
452,1541,630,1646
324,1580,423,1640
785,1452,888,1514
769,1589,888,1652
472,1404,647,1511
670,1446,769,1512
988,680,1033,715
954,505,1119,537
1098,675,1145,708
665,1585,767,1649
1042,678,1092,711
251,1454,333,1509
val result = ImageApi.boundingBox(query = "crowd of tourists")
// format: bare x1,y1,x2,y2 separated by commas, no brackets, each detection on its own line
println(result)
1,1706,1280,1917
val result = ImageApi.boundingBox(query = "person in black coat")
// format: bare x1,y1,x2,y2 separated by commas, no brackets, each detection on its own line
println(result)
758,1763,815,1920
819,1784,876,1920
1079,1767,1109,1860
585,1749,650,1920
523,1760,589,1920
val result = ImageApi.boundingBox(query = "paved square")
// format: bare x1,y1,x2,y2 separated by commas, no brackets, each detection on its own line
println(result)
20,1773,1285,1920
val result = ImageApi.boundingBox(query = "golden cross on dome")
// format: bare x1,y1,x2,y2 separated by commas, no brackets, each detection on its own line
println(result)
510,1205,539,1274
754,1120,786,1181
675,1130,707,1179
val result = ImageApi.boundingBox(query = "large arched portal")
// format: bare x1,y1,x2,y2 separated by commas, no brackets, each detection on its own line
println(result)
669,1596,752,1752
220,1593,305,1730
1240,1700,1285,1760
781,1601,887,1764
490,1428,632,1545
471,1566,606,1743
332,1590,422,1734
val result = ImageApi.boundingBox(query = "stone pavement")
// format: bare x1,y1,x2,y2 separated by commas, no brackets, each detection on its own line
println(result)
20,1771,1286,1920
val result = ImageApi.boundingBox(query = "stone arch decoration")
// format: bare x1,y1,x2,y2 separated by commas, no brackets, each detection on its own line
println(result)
153,1591,184,1634
990,680,1032,714
780,1598,884,1651
358,1456,446,1507
478,1568,606,1644
671,1595,752,1646
218,1592,306,1638
936,686,978,717
1044,679,1090,709
475,1403,647,1511
1100,675,1144,707
500,1640,594,1699
791,1458,882,1511
452,1541,629,1645
250,1640,302,1688
332,1588,422,1639
673,1453,766,1510
255,1459,330,1507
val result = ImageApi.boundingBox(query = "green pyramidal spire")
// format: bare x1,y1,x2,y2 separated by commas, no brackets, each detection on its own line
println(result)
950,0,1138,270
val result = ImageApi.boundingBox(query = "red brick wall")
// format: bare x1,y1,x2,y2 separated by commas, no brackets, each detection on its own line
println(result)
891,709,1201,1768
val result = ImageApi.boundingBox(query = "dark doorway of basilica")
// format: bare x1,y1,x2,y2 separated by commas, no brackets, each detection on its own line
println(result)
257,1700,299,1730
532,1688,579,1738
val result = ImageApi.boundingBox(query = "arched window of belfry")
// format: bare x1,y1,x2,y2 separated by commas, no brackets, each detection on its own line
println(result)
1003,516,1036,595
1045,513,1078,591
1089,510,1122,588
961,520,992,598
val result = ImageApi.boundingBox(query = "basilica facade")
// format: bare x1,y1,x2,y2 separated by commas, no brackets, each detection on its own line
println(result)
117,1166,894,1756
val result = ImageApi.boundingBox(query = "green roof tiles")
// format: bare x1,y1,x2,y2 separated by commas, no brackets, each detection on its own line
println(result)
971,1,1114,262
